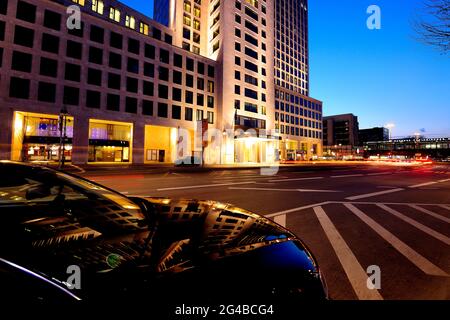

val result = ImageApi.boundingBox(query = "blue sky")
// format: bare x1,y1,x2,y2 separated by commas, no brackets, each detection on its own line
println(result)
121,0,450,137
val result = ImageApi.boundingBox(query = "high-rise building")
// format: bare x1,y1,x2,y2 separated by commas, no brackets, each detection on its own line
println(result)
359,127,389,145
0,0,322,164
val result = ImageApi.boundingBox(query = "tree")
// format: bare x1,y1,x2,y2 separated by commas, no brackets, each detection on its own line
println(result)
415,0,450,53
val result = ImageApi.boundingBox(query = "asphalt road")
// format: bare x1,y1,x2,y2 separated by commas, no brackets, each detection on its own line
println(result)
81,163,450,300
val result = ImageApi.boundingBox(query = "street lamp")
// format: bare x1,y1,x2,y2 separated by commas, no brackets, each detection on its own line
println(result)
59,106,69,169
385,123,395,140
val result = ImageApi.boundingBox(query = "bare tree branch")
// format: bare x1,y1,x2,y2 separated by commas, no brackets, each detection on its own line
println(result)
415,0,450,53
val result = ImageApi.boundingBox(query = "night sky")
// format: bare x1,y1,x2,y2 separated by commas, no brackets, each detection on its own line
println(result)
120,0,450,138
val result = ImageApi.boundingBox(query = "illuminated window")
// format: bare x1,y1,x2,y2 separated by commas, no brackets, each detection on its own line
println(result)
193,46,200,54
92,0,104,14
183,14,191,26
245,0,258,8
109,7,120,22
126,15,136,29
72,0,85,6
193,19,200,31
184,1,191,13
140,22,149,35
193,7,201,18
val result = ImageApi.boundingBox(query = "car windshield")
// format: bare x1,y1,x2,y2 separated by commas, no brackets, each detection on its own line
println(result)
0,163,152,290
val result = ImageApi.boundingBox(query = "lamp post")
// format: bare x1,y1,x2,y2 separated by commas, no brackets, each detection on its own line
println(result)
385,123,395,140
58,106,69,169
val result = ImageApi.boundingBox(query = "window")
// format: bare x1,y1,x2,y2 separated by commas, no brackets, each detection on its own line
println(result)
65,63,81,82
128,38,140,55
172,87,182,102
197,78,204,90
92,0,104,14
38,82,56,103
0,0,7,15
125,15,135,29
207,111,214,124
90,25,104,44
173,70,182,84
158,103,168,118
125,97,137,113
245,7,258,21
235,85,240,95
39,57,58,78
185,107,193,121
245,74,258,86
187,58,194,71
145,44,155,59
0,21,4,41
245,33,258,46
89,46,103,64
108,73,121,90
245,20,258,33
198,62,205,74
207,96,214,108
127,58,139,74
158,84,169,99
12,51,32,72
68,21,84,37
160,49,170,64
235,70,241,80
107,94,120,111
110,32,123,49
208,80,214,93
142,100,153,116
66,40,82,59
41,33,59,53
16,1,36,23
208,65,215,77
185,91,193,104
196,109,204,121
140,22,149,35
197,93,204,106
14,26,34,48
245,47,258,59
186,74,194,87
109,7,121,22
235,100,241,110
245,88,258,100
87,68,102,86
43,10,61,31
64,86,79,105
109,52,122,69
174,54,183,68
245,60,258,72
159,66,169,81
183,28,190,40
172,105,181,120
143,81,154,96
126,77,138,93
9,77,30,99
86,90,101,108
244,102,258,113
144,63,154,77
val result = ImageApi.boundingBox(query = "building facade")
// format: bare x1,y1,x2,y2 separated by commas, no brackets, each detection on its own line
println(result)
322,113,360,159
359,127,389,145
0,0,322,165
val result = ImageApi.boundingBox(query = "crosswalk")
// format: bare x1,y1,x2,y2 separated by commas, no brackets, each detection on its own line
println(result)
273,202,450,299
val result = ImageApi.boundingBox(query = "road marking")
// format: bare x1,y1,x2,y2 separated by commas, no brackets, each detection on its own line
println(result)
229,187,340,193
331,174,364,178
269,177,324,182
314,206,383,300
367,172,393,176
377,204,450,245
409,181,438,188
156,181,255,191
265,201,331,218
438,178,450,183
274,214,286,227
346,188,404,201
409,205,450,224
344,203,448,277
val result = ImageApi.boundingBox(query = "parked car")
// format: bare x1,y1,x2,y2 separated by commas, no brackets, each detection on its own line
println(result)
0,161,327,304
